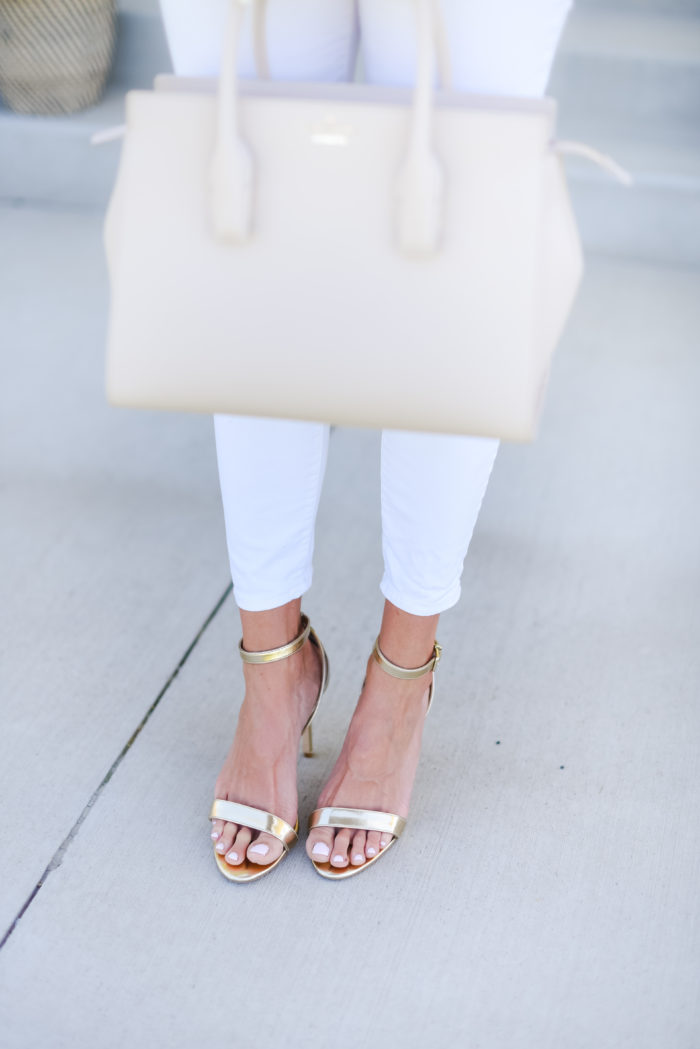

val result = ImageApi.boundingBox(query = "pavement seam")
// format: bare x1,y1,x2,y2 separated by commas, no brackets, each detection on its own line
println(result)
0,582,233,952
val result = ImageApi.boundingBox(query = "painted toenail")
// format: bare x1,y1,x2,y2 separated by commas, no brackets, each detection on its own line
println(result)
353,854,364,863
332,855,345,864
249,843,269,856
211,831,219,840
216,842,227,852
366,847,376,856
226,852,238,863
312,842,330,858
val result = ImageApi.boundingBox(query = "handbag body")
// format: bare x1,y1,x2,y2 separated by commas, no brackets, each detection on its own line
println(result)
102,0,624,440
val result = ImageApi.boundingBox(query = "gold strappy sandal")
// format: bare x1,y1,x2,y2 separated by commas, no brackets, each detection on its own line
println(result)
308,635,440,880
209,613,329,883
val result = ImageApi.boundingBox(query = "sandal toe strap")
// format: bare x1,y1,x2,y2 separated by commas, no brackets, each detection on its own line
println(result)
309,807,406,838
210,800,298,849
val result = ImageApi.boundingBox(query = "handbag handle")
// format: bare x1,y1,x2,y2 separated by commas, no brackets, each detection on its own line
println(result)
209,0,450,254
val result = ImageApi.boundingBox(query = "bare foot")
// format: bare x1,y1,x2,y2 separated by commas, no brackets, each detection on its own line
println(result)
306,652,432,870
210,633,322,867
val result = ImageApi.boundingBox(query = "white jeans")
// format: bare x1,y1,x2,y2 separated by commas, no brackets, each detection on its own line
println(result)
160,0,573,616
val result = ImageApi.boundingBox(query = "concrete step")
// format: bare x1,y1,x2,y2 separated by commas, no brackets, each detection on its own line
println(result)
556,130,700,266
118,0,157,11
579,0,700,16
0,9,169,206
0,83,126,210
548,9,700,146
110,9,170,88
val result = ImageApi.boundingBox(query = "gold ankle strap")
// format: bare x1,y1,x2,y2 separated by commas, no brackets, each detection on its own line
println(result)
239,613,312,664
372,637,442,680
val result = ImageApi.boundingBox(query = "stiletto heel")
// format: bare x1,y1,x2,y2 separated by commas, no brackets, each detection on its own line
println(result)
301,721,313,757
210,613,329,883
308,635,440,880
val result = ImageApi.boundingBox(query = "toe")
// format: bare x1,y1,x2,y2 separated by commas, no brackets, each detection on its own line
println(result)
366,831,381,858
224,825,252,866
210,818,224,843
350,831,367,866
247,831,284,866
330,829,351,868
306,827,334,863
379,834,393,850
216,821,237,855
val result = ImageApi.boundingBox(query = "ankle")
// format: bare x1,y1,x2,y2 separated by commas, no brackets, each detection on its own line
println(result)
242,647,309,691
239,600,304,653
376,635,437,670
362,657,432,714
375,600,440,670
241,637,321,717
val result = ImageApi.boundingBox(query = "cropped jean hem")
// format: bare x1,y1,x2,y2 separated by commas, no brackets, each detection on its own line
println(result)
379,579,462,618
233,574,312,613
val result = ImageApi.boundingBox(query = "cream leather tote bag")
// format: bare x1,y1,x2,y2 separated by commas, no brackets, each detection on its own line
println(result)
98,0,631,440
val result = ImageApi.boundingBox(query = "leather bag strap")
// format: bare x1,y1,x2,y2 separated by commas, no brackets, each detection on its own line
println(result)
396,0,445,254
210,0,451,252
209,0,254,241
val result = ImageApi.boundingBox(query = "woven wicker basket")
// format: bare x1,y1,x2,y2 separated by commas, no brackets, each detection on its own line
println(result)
0,0,116,115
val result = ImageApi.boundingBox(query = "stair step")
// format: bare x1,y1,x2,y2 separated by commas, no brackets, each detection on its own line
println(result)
578,0,700,16
0,84,126,209
558,131,700,266
548,8,700,146
118,0,157,11
111,10,170,88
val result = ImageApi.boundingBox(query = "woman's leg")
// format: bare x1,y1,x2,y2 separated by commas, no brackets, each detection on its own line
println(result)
214,416,331,613
358,0,574,96
210,419,331,866
158,0,359,866
160,0,359,81
379,431,499,617
307,0,574,868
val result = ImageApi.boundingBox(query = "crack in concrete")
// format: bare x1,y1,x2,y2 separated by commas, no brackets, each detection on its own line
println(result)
0,583,232,952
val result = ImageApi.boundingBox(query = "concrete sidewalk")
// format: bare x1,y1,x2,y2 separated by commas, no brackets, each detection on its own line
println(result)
0,201,699,1048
